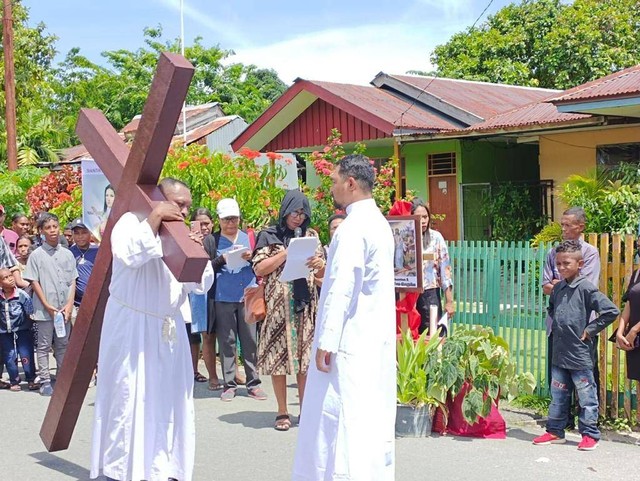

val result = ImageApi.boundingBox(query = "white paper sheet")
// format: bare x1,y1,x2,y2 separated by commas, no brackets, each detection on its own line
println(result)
278,237,320,282
225,246,251,270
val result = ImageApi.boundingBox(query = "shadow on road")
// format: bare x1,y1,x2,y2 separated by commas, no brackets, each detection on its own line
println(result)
218,410,282,429
30,451,90,480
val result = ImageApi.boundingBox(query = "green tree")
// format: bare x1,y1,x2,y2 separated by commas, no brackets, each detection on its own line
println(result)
53,26,287,133
0,0,67,166
430,0,640,89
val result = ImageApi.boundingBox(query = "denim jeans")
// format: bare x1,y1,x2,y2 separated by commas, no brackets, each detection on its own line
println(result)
547,365,600,440
0,330,36,384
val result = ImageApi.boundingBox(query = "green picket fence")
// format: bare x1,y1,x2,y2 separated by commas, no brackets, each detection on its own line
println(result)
448,241,551,397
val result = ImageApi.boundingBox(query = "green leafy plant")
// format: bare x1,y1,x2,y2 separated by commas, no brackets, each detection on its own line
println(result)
560,171,640,234
0,165,47,222
50,185,83,229
511,394,551,416
396,329,447,412
161,144,286,229
480,182,547,241
531,222,561,247
443,326,536,423
303,129,403,244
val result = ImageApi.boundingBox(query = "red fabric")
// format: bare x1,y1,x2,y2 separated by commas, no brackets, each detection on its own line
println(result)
396,292,421,339
444,382,506,439
389,200,413,216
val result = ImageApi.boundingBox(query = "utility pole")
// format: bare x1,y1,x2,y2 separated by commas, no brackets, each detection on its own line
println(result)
3,0,18,171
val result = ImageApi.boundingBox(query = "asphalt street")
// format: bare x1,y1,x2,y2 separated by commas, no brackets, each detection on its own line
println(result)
2,361,639,481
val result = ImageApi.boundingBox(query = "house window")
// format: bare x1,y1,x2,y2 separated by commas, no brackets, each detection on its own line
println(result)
597,143,640,168
428,152,456,176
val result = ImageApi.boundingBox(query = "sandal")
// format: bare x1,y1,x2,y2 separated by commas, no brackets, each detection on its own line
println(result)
275,414,291,431
9,384,21,392
28,381,41,391
0,380,9,390
194,372,208,383
208,380,224,391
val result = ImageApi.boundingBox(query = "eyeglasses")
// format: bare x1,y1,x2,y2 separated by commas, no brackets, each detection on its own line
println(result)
220,217,240,223
289,211,307,220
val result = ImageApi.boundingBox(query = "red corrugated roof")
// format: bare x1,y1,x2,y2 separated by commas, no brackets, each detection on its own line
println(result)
550,65,640,104
389,74,558,120
461,101,591,132
310,80,457,130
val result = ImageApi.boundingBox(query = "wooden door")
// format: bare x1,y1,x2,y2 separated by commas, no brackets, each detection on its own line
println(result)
428,174,458,240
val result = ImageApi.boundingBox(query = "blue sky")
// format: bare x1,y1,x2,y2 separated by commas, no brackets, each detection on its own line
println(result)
23,0,514,85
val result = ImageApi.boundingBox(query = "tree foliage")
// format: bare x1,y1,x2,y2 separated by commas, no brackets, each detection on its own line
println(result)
0,1,68,165
53,26,287,133
430,0,640,89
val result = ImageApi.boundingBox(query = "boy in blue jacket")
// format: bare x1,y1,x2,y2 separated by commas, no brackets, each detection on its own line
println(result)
533,240,619,450
0,267,37,391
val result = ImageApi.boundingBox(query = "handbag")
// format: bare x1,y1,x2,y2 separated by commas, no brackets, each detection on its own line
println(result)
244,280,266,324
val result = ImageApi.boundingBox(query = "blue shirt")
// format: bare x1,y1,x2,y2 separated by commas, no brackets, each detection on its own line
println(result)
70,244,99,305
215,230,256,303
0,287,33,333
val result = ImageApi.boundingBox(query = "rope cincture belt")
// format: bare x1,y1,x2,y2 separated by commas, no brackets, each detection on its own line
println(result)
110,296,177,343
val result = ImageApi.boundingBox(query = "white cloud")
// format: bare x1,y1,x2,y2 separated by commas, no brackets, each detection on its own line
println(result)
157,0,248,46
229,24,438,85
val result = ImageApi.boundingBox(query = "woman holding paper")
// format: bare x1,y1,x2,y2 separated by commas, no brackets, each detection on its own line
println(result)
411,198,455,335
253,189,325,431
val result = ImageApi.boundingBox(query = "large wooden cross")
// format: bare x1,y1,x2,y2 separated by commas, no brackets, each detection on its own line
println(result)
40,52,209,452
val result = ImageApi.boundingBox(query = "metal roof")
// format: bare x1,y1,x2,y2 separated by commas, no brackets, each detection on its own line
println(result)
550,65,640,104
309,80,458,131
387,74,558,120
461,101,591,132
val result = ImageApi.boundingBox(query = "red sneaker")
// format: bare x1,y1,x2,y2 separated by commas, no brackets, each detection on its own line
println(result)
533,432,566,445
577,435,598,451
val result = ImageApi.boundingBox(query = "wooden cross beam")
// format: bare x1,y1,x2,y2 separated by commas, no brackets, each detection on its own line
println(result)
40,52,209,452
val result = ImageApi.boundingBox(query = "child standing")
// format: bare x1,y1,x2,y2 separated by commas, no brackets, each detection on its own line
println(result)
23,213,77,397
533,240,619,450
0,268,38,391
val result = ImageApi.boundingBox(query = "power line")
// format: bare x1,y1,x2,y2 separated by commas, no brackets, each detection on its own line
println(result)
395,0,496,129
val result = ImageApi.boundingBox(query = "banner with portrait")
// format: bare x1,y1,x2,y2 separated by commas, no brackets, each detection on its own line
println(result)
81,159,113,241
387,215,423,292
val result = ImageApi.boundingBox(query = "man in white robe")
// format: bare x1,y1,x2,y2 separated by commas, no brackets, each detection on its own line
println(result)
90,178,214,481
292,154,396,481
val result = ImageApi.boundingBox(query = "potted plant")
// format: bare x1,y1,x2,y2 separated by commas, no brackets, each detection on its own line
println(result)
396,329,448,437
440,326,536,434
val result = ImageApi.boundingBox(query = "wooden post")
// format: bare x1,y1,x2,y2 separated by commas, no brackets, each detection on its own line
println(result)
2,0,18,171
399,291,408,333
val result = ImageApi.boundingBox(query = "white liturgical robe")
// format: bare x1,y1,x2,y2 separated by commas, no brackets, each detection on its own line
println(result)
292,198,396,481
90,212,214,481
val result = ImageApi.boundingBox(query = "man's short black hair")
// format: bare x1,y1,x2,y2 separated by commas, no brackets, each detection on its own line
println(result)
158,177,189,195
36,212,59,230
556,239,582,258
336,154,375,193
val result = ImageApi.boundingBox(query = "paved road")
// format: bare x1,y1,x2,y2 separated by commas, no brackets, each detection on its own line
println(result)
2,363,639,481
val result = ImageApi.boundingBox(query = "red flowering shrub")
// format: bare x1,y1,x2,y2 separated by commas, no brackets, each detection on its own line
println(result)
26,165,82,215
302,129,402,244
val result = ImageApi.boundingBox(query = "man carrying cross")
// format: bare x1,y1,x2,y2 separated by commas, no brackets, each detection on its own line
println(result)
90,178,214,481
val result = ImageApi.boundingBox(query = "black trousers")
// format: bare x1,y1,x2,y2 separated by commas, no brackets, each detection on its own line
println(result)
416,288,443,335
